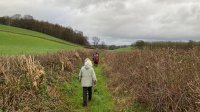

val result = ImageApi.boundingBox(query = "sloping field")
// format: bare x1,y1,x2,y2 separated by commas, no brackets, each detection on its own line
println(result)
0,24,81,55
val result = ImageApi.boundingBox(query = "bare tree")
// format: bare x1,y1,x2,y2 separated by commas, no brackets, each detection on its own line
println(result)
23,15,34,20
100,41,106,49
11,14,21,20
92,37,100,47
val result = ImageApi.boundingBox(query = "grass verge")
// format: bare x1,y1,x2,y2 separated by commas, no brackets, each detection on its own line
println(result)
61,65,114,112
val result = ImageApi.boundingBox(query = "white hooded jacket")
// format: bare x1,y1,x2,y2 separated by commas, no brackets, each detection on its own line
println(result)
79,61,97,87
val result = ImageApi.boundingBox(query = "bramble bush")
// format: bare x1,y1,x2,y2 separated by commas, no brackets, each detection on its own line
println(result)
103,48,200,112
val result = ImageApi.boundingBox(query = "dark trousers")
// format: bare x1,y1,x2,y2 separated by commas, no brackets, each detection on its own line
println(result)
83,87,92,106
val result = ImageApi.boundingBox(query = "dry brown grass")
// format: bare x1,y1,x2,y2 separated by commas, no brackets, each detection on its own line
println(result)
103,48,200,112
0,50,89,111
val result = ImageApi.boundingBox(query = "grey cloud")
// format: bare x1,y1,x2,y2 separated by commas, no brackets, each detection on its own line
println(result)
42,0,117,9
153,0,197,4
0,0,200,45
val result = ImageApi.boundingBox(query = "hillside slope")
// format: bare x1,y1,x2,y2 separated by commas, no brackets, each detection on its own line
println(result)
0,24,82,55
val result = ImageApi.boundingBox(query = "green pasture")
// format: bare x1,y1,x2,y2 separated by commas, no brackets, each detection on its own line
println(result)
0,24,81,55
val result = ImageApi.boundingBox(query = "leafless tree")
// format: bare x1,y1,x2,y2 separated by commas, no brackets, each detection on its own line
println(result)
23,15,34,20
100,41,106,49
92,37,100,47
11,14,21,20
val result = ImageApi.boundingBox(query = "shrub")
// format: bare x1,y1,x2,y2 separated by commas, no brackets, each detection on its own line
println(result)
0,50,89,111
103,48,200,112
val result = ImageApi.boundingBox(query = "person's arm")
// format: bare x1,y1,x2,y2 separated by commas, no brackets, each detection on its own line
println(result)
78,68,82,82
92,54,95,61
91,68,97,85
98,53,100,62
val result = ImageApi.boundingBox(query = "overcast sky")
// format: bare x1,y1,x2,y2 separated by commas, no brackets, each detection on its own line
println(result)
0,0,200,45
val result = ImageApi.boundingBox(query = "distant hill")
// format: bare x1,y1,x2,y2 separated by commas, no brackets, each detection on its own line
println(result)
0,15,89,45
0,24,82,55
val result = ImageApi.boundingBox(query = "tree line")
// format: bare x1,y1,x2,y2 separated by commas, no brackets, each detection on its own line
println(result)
132,40,200,49
0,14,89,46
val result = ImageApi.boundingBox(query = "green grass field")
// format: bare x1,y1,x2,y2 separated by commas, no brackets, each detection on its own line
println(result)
0,24,81,55
114,46,133,52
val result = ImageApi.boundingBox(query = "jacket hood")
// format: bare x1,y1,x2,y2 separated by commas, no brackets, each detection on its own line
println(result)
84,60,92,69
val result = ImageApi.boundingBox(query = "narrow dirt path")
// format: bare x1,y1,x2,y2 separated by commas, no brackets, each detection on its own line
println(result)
65,65,114,112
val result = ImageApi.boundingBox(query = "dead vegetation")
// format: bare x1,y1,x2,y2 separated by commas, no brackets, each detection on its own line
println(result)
1,48,199,111
0,50,89,111
103,48,200,112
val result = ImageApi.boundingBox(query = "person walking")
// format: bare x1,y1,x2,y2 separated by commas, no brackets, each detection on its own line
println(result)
79,58,97,107
92,52,99,67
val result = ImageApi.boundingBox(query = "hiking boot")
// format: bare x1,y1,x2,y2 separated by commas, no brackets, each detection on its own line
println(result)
82,103,87,107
